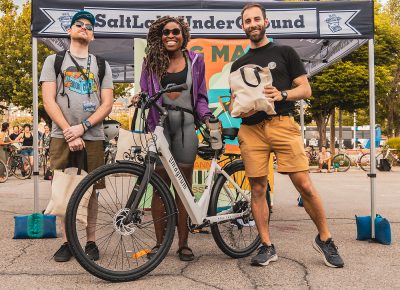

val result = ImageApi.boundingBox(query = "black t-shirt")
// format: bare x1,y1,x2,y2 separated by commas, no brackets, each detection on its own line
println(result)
230,42,306,125
9,133,18,141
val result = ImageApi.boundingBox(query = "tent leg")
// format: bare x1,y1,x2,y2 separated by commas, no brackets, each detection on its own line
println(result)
368,39,376,239
32,37,40,213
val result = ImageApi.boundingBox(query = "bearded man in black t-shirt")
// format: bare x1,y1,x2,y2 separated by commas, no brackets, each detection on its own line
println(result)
229,3,344,268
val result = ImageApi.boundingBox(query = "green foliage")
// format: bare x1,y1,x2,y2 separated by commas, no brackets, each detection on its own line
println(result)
386,137,400,150
0,1,52,118
111,113,130,130
113,83,133,99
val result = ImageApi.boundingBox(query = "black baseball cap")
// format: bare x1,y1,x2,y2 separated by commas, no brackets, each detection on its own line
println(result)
70,10,96,27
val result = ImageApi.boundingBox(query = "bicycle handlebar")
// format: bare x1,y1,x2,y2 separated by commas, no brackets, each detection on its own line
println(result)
128,83,188,109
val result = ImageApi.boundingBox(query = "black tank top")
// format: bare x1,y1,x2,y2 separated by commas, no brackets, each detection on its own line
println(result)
22,133,33,146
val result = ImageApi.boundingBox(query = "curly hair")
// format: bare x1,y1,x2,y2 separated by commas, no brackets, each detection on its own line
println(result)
143,16,191,80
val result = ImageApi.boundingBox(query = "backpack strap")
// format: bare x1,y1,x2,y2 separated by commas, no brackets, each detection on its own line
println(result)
95,55,106,86
54,50,67,79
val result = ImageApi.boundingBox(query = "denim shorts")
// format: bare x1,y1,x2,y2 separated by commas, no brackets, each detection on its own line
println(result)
21,147,33,156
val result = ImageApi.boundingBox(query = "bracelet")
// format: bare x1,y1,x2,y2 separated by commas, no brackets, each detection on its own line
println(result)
81,122,87,132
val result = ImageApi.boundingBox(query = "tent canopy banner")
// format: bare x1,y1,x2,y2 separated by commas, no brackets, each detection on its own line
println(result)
32,0,373,39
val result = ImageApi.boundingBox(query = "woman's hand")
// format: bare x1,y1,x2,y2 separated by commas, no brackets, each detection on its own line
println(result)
130,94,141,107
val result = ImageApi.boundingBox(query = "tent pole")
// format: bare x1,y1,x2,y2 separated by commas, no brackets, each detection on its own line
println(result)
368,39,376,239
32,37,40,213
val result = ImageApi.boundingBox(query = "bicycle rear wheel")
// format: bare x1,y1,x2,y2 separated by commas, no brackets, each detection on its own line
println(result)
8,154,32,179
0,160,8,183
65,162,177,282
332,154,351,172
359,153,371,171
209,160,265,258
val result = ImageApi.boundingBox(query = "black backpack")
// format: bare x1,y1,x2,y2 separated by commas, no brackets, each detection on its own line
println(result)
53,50,106,86
378,159,391,171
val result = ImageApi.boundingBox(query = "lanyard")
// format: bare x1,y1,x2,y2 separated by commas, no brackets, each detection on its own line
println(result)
67,51,92,98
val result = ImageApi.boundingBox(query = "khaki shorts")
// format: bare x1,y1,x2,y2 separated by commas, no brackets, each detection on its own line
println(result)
238,116,309,177
49,138,105,189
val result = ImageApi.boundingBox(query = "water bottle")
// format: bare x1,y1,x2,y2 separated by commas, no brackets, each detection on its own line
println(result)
209,116,222,150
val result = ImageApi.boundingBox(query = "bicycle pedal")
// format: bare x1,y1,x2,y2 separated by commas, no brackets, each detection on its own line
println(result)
128,249,151,259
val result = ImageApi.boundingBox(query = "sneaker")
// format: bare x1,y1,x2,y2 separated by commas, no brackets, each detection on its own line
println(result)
251,244,278,266
54,242,72,262
313,235,344,268
85,241,100,261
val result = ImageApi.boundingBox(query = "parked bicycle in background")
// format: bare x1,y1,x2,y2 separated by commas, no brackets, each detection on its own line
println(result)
332,146,371,172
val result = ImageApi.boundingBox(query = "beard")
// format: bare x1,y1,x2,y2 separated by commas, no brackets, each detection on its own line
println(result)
71,34,90,46
245,25,266,43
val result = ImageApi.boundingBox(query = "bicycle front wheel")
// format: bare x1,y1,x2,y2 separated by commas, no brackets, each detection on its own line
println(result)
209,160,263,258
65,162,177,282
359,153,371,172
0,160,8,183
8,154,31,179
332,154,351,172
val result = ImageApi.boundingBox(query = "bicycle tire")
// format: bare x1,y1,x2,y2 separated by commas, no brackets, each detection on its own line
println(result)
0,160,8,183
332,154,351,172
8,154,32,179
359,153,371,172
209,160,264,258
65,162,177,282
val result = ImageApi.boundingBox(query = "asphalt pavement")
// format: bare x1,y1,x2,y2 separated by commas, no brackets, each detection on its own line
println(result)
0,168,399,289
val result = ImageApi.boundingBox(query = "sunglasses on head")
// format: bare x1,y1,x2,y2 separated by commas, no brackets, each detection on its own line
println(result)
162,28,181,36
74,20,94,31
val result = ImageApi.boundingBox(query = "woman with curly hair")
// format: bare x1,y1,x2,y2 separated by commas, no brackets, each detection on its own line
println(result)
134,16,213,261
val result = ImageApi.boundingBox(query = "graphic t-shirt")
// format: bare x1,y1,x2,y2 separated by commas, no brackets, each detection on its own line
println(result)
230,42,306,125
39,52,114,140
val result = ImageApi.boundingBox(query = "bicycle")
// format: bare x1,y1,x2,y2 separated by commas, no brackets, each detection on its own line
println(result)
305,146,319,166
38,147,50,176
332,147,371,172
376,147,400,168
0,159,8,183
6,144,32,179
65,84,270,282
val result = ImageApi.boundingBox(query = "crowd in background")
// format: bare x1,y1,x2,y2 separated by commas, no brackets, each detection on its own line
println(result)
0,121,51,175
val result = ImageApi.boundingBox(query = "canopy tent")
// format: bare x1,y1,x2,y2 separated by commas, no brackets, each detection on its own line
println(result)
30,0,378,236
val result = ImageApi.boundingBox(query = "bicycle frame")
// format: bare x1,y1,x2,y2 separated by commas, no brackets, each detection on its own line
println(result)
150,126,250,225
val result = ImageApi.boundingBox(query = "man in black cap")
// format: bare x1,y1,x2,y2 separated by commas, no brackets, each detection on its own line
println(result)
40,10,114,262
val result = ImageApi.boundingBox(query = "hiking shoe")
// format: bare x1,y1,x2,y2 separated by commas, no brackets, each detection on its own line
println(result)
54,242,72,262
251,244,278,266
85,241,100,261
313,235,344,268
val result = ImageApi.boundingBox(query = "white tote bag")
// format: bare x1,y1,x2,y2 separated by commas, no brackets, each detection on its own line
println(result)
44,152,92,226
229,64,276,117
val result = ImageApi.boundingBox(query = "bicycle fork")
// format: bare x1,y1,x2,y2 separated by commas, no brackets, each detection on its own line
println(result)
123,151,158,224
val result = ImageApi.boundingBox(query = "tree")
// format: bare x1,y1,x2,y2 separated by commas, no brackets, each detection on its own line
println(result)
0,1,52,117
345,1,400,137
308,61,371,148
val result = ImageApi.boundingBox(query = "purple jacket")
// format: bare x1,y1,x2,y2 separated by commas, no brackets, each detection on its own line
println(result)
140,50,212,132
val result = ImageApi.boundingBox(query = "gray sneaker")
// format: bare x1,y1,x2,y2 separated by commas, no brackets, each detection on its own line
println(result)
313,235,344,268
251,244,278,266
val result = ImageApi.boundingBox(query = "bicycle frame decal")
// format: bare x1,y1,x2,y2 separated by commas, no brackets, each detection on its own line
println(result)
168,155,188,191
